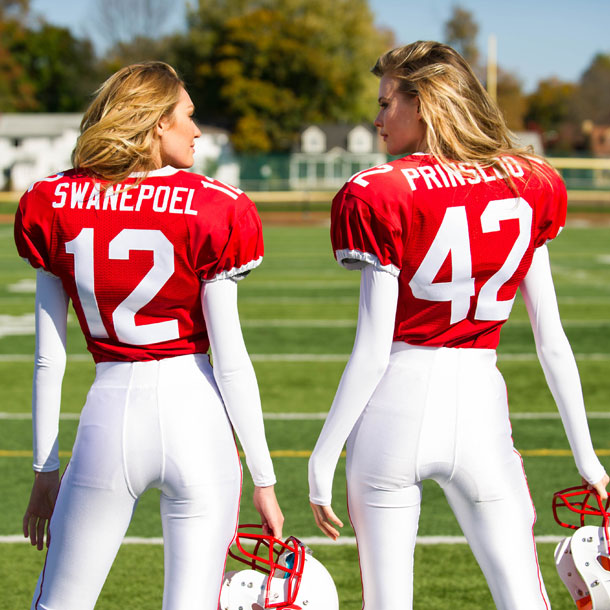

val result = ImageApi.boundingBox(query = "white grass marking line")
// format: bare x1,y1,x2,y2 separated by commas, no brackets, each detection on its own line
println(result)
0,534,565,546
0,314,34,338
243,319,355,328
2,353,610,364
2,412,610,421
7,278,36,293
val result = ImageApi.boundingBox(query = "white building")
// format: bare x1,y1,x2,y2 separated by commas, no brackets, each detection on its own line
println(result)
0,113,235,192
0,114,82,191
289,124,386,189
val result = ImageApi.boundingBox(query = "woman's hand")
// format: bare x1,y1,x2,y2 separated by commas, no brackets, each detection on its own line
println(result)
23,470,60,550
310,502,344,541
253,485,284,539
584,473,610,500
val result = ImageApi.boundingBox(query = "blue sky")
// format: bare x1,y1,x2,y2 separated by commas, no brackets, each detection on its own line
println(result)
30,0,610,93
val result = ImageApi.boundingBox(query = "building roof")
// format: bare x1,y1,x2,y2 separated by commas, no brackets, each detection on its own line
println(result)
296,123,381,153
0,113,83,138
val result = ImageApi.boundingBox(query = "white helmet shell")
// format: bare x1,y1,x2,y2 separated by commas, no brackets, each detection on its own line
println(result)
219,527,339,610
555,525,610,610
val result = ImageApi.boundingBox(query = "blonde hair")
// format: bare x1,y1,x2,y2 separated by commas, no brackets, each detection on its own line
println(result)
72,61,184,183
372,41,532,170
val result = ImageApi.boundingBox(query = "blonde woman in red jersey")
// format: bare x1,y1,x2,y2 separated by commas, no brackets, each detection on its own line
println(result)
308,41,609,609
16,62,283,610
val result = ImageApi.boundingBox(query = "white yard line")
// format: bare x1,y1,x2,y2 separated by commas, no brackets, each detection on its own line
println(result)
2,352,610,363
0,534,565,546
2,412,609,421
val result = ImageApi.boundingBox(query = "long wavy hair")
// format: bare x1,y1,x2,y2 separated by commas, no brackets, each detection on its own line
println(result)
371,41,534,173
72,61,184,183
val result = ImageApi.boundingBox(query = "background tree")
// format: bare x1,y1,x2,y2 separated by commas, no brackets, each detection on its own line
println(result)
0,19,37,111
92,0,173,50
18,23,99,111
170,0,392,152
0,0,37,110
444,5,479,68
0,0,29,21
443,6,527,133
90,0,176,69
496,68,526,130
0,0,99,112
525,78,577,132
523,78,578,151
572,53,610,125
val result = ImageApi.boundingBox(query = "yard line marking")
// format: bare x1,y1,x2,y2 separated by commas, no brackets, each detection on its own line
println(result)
240,297,356,304
2,412,610,421
3,448,610,459
0,354,92,362
252,354,350,362
498,353,610,361
264,413,328,420
0,413,81,420
559,297,610,304
242,319,356,328
511,412,610,419
0,450,72,457
505,320,610,327
2,353,610,363
0,534,564,546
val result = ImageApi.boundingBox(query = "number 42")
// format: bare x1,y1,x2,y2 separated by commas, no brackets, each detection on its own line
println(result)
409,197,533,324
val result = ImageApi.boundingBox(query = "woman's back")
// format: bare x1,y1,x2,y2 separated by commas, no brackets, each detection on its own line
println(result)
15,167,263,362
331,154,566,348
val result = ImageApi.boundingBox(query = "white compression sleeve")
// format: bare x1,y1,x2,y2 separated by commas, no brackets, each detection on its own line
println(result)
32,269,69,472
520,244,606,484
202,278,276,487
309,265,398,506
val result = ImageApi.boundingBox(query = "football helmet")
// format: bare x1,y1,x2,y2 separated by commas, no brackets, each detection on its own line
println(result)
219,524,339,610
553,486,610,610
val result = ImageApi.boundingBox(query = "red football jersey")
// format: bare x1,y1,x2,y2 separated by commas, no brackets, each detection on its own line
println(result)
331,153,567,349
15,167,263,362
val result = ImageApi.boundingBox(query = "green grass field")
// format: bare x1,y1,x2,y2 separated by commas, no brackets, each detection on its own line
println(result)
1,209,610,609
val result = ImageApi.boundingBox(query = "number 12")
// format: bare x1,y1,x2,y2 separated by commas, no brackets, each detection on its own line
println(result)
65,228,179,345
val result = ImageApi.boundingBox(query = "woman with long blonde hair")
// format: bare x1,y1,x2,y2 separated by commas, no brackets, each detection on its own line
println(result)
17,61,283,609
308,41,608,609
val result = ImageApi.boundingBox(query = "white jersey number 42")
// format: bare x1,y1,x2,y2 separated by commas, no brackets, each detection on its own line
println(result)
409,197,532,324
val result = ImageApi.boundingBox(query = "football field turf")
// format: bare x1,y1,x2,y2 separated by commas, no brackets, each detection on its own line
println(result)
1,210,610,608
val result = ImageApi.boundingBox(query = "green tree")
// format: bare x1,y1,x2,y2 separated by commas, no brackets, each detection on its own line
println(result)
20,23,99,112
0,14,99,112
496,69,526,131
574,53,610,124
170,0,392,152
0,18,37,111
524,78,577,132
0,0,29,20
444,5,479,68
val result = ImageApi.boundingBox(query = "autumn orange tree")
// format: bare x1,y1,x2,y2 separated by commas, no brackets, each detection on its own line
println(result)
171,0,392,152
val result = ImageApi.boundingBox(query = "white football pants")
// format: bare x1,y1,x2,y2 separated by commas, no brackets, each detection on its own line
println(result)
346,343,550,610
32,354,242,610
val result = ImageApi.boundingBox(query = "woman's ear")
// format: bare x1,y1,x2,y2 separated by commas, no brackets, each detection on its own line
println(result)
156,118,166,138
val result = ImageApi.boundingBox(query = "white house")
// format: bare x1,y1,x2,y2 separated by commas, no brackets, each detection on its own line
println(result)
0,114,82,191
0,113,235,192
289,124,386,189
